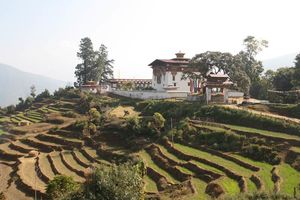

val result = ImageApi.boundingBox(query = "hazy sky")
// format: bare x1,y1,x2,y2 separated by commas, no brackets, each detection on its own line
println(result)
0,0,300,82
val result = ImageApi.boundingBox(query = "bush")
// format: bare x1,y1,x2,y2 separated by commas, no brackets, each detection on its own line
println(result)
46,175,79,200
195,106,300,136
62,111,77,118
69,163,144,200
125,116,141,135
241,144,281,165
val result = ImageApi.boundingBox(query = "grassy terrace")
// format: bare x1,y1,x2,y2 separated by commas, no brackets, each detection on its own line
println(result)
159,143,243,195
226,124,300,141
0,142,25,156
277,164,300,194
18,157,47,192
63,151,86,171
82,147,112,165
38,153,55,181
173,143,262,193
173,143,254,177
50,151,85,182
156,143,242,194
139,150,178,184
144,175,158,193
229,154,274,192
290,146,300,153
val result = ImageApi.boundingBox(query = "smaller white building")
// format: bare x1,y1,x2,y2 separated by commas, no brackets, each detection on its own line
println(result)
149,52,199,93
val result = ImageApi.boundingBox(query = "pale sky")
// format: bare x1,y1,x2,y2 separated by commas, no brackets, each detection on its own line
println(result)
0,0,300,82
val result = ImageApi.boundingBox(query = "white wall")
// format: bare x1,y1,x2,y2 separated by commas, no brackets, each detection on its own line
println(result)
152,70,190,92
111,90,188,99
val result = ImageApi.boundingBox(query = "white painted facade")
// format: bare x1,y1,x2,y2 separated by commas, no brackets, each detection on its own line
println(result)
111,90,188,99
152,71,190,92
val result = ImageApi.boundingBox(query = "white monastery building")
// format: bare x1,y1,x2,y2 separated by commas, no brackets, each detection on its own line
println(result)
149,52,197,93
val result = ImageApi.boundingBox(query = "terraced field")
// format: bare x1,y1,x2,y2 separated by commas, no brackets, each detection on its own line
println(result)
0,97,300,199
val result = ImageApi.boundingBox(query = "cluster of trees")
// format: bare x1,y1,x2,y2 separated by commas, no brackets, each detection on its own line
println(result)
185,36,300,100
74,37,114,86
262,54,300,92
46,163,144,200
125,112,166,137
185,36,268,97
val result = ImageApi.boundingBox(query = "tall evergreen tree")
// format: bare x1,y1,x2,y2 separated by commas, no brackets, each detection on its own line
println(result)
92,44,114,84
75,37,95,86
75,38,114,86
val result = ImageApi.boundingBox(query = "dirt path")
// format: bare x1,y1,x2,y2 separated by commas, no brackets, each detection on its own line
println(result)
222,105,300,124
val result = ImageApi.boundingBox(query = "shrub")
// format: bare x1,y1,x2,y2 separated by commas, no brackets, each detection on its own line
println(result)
69,163,144,200
46,175,79,200
241,144,281,165
62,111,77,118
150,112,165,135
195,106,300,136
125,116,141,135
72,120,88,131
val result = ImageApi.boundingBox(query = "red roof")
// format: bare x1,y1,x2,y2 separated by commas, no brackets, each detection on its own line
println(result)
148,58,190,66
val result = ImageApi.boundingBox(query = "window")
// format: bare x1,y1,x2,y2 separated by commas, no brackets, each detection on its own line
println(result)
188,82,190,86
172,75,175,81
173,83,176,87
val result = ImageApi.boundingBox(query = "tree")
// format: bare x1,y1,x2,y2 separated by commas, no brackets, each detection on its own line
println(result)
292,53,300,88
186,51,251,94
46,175,79,200
30,85,36,98
239,36,268,97
35,89,51,101
75,37,95,86
75,38,114,86
5,105,16,114
272,67,295,91
93,44,114,84
72,163,144,200
150,112,165,135
82,108,101,137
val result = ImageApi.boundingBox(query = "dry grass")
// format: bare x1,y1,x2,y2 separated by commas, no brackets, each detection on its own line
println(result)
108,106,140,118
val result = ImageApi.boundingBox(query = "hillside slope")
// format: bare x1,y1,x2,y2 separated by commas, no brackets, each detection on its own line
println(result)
0,63,66,107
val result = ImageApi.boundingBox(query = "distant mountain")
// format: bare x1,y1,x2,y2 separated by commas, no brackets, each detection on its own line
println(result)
0,63,66,107
263,53,298,71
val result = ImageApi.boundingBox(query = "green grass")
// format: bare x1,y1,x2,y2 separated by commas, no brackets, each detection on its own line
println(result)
188,178,209,200
139,150,178,184
216,177,240,196
0,117,10,123
17,114,41,123
277,163,300,194
144,175,158,193
226,124,300,142
173,143,254,177
290,146,300,153
230,154,274,192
